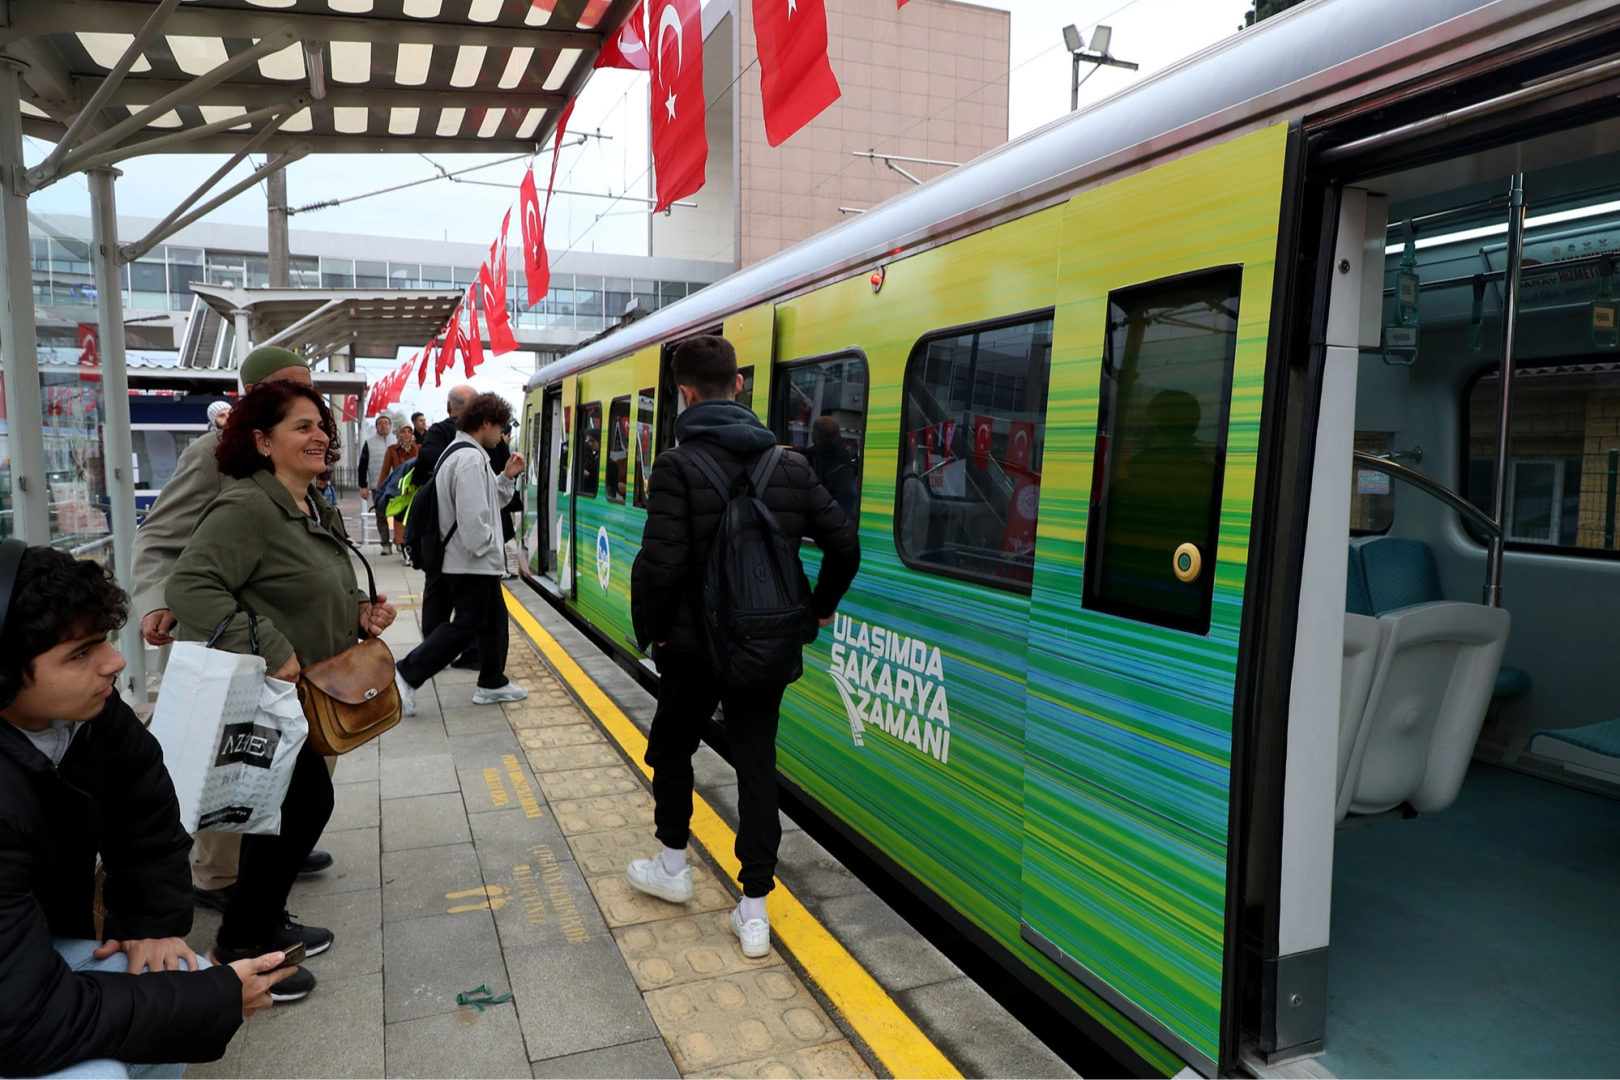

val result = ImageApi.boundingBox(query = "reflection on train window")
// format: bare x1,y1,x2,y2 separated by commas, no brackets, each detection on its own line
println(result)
1083,267,1241,636
575,401,602,499
558,404,572,496
895,314,1053,590
633,387,655,509
1463,367,1620,553
738,365,755,413
605,396,630,504
771,352,868,527
1351,432,1395,535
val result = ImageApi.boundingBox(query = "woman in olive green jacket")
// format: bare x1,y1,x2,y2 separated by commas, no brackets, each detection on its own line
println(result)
168,380,396,1003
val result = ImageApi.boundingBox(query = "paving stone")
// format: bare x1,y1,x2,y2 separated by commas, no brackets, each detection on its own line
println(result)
772,831,867,901
704,1040,876,1079
539,764,643,801
237,972,384,1078
283,881,384,981
506,939,660,1062
524,740,624,772
379,717,451,757
382,842,485,922
806,892,963,992
897,978,1079,1080
334,740,379,785
529,1037,680,1079
431,664,480,686
385,1002,532,1079
518,723,610,752
691,746,736,789
565,825,661,878
442,705,520,738
380,753,460,799
381,791,471,852
329,779,380,832
586,864,733,928
615,908,780,990
550,789,656,835
184,1024,245,1080
300,827,380,896
505,704,590,729
383,910,510,1025
456,744,545,817
644,967,843,1074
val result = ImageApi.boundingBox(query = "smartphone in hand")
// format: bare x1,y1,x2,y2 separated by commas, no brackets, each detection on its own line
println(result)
274,941,307,970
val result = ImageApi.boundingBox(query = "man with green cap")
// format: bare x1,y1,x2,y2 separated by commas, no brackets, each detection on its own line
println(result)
131,345,334,906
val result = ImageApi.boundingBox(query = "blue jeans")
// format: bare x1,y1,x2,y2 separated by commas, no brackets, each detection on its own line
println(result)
30,940,201,1079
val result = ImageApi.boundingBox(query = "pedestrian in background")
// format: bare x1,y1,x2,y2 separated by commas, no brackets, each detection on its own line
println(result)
206,400,231,431
414,385,482,668
411,412,428,440
358,414,394,554
377,425,419,550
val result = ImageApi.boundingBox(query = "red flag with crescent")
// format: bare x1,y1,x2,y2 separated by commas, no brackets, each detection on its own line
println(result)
650,0,706,212
972,414,993,470
479,261,518,356
417,342,434,388
753,0,841,147
1007,420,1034,475
518,166,547,308
463,294,485,376
596,3,650,70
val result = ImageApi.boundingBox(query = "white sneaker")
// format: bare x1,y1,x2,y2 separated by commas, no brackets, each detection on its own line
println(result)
730,905,770,958
471,682,529,706
625,855,694,904
395,669,417,716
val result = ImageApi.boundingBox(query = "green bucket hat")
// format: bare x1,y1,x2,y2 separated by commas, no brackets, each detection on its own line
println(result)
239,346,310,388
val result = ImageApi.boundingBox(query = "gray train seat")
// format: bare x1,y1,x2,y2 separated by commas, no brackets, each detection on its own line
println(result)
1338,613,1384,820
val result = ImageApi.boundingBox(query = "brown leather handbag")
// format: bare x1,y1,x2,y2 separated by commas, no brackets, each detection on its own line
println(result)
297,538,402,755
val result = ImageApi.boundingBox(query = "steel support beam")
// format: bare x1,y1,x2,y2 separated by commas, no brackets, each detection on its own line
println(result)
90,79,568,114
87,167,146,703
72,132,557,155
1484,174,1526,607
128,144,312,261
68,97,308,176
0,58,49,543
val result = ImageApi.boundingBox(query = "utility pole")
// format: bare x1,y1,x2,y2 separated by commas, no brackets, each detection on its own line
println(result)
267,156,289,288
1063,25,1139,112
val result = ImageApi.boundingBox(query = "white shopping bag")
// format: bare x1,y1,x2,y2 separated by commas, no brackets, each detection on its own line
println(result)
149,640,308,836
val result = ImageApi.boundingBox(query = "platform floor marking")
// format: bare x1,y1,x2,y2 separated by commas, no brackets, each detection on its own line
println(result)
503,587,963,1080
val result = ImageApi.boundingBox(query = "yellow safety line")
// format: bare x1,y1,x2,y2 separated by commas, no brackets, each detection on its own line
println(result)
503,588,962,1080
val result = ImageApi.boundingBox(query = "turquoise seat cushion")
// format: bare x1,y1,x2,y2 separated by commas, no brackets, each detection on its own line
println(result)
1494,666,1532,698
1347,546,1374,616
1531,718,1620,758
1354,536,1444,615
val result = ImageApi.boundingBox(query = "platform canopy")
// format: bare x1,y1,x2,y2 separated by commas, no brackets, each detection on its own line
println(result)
189,282,464,364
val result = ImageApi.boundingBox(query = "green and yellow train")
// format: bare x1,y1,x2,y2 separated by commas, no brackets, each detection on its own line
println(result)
520,2,1620,1074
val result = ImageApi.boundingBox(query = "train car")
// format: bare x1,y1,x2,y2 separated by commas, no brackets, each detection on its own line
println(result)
520,2,1620,1074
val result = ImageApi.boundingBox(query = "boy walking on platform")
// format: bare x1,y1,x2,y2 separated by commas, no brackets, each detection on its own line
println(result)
628,336,860,956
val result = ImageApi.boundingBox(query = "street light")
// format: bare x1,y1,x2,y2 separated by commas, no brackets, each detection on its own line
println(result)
1062,24,1139,112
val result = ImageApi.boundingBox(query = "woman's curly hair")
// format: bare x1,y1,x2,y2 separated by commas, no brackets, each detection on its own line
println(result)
216,380,342,479
0,547,127,679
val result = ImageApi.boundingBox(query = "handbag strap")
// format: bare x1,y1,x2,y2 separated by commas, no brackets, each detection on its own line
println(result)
206,607,260,655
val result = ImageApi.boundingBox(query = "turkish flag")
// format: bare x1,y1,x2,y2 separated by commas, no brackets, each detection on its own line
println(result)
518,166,547,308
973,414,993,470
479,261,518,355
596,4,650,70
342,395,359,422
441,317,462,382
417,342,432,388
1007,420,1034,475
753,0,841,147
463,295,485,376
650,0,706,212
1001,474,1040,569
941,418,957,455
77,324,100,382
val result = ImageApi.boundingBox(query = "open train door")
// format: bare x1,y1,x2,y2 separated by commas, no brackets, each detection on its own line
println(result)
1016,124,1293,1076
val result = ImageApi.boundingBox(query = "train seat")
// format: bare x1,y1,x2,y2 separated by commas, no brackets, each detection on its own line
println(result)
1528,719,1620,785
1339,600,1511,818
1337,613,1384,818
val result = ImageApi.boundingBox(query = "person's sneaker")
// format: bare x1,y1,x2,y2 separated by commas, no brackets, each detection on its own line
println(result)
625,854,695,904
472,683,529,706
273,912,333,957
395,668,417,716
730,905,771,959
299,849,333,876
268,965,316,1002
193,884,234,912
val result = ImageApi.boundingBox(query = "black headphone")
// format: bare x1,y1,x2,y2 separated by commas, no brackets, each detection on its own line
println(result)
0,539,29,710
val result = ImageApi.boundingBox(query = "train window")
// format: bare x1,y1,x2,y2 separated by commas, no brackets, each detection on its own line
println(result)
738,365,755,412
1351,432,1395,536
574,401,602,499
895,314,1053,590
605,396,630,504
633,387,655,509
1082,266,1241,636
771,351,868,526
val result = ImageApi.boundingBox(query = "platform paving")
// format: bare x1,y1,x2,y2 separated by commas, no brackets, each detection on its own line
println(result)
179,543,1074,1079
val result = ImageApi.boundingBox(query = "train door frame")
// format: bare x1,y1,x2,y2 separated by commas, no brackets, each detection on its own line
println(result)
534,384,563,579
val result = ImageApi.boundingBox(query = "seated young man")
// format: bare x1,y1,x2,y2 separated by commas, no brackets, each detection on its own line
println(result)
0,545,292,1078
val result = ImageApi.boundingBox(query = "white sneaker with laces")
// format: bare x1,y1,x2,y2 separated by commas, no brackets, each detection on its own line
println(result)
395,669,417,716
472,682,530,706
730,905,770,959
625,855,695,904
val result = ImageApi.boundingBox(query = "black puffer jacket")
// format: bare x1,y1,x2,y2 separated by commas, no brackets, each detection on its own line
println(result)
0,698,242,1076
632,399,861,657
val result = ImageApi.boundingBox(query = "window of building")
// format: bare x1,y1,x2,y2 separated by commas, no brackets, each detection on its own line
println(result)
895,315,1052,590
633,388,655,509
575,401,602,498
245,256,269,288
1350,432,1396,535
354,260,387,288
604,277,632,322
660,281,687,307
168,260,204,307
321,257,355,289
605,396,630,504
772,352,868,525
1083,267,1241,636
289,256,320,289
420,265,453,289
1463,366,1619,553
389,263,418,288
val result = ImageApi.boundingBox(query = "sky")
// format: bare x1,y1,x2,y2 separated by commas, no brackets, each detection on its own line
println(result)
23,0,1255,422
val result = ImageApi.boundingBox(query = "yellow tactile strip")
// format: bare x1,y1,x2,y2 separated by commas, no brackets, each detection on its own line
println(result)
493,620,889,1080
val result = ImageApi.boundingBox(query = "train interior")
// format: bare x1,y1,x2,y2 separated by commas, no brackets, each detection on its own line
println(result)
1314,118,1620,1077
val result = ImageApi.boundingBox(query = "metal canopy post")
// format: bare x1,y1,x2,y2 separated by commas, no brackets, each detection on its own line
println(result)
0,57,51,542
87,166,146,703
1484,173,1526,608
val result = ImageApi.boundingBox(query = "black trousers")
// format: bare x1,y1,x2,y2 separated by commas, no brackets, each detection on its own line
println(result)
421,567,478,665
218,743,334,948
397,573,509,690
645,650,786,898
373,504,390,548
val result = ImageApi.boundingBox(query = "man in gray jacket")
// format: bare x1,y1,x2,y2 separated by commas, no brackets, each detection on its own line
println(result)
358,413,395,554
393,393,530,712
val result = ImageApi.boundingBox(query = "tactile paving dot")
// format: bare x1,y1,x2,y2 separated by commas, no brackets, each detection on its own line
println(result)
643,968,843,1073
559,826,655,876
700,1041,876,1079
541,765,643,800
523,741,623,773
504,704,590,730
614,910,778,990
586,866,733,927
519,724,608,750
550,791,656,835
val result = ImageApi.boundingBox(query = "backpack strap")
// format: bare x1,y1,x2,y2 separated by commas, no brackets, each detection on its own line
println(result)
748,446,784,497
684,445,735,501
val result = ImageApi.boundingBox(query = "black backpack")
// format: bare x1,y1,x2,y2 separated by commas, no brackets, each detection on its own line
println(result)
687,445,814,687
401,442,480,572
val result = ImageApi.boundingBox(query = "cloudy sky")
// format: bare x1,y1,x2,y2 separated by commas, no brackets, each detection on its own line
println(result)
24,0,1256,420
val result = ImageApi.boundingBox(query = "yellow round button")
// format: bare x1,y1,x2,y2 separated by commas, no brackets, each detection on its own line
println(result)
1173,542,1202,583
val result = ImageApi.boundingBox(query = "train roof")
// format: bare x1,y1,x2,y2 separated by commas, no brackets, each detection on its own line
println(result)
528,0,1593,392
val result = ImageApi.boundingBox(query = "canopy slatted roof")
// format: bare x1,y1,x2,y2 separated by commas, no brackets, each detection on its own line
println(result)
1,0,636,172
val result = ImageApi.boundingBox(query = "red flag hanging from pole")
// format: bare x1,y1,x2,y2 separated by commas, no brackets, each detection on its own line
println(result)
596,3,649,70
518,167,547,307
463,294,485,376
752,0,841,147
479,262,519,356
649,0,706,212
417,342,433,388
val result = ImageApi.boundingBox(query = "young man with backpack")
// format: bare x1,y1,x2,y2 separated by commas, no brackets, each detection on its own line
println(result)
628,336,860,957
